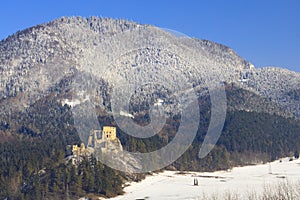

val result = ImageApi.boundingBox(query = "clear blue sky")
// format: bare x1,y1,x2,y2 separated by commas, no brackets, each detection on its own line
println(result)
1,0,299,72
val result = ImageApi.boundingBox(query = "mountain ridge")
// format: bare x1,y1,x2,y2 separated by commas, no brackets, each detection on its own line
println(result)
0,16,300,148
2,16,299,119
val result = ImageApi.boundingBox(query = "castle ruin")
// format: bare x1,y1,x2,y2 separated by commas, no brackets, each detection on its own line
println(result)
87,126,123,152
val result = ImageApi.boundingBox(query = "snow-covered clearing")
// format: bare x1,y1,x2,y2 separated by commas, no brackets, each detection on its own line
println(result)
110,158,300,200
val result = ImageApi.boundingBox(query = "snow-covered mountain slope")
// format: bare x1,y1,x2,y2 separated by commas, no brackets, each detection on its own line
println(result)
0,16,299,119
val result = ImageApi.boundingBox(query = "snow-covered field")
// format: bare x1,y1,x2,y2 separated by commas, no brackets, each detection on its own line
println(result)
110,158,300,200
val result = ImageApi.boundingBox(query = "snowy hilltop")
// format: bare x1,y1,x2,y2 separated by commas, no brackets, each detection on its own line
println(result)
0,16,299,119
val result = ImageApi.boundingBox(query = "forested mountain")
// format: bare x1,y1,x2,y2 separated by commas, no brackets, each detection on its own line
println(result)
0,16,300,199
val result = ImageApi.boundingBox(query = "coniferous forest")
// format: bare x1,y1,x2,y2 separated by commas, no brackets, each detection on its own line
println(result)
1,105,300,199
0,83,299,199
0,135,124,200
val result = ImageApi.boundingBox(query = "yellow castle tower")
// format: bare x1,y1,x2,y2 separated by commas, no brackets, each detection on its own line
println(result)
102,126,116,140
